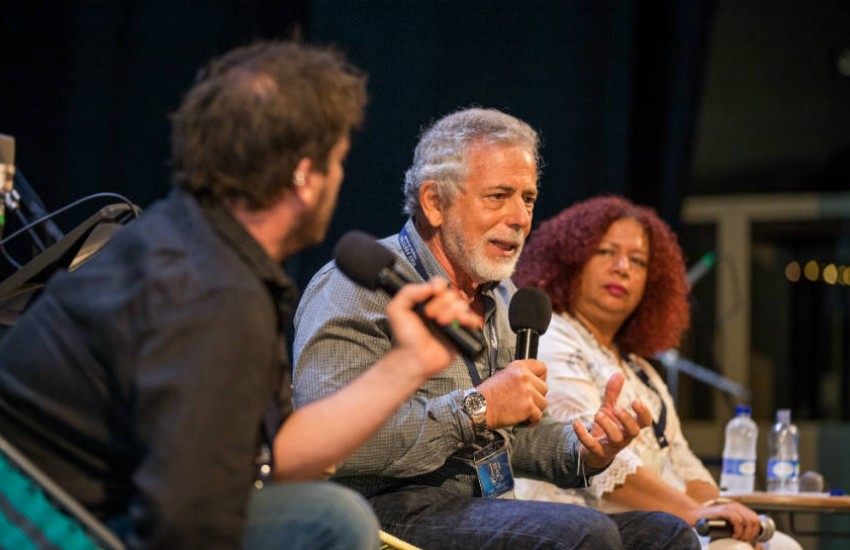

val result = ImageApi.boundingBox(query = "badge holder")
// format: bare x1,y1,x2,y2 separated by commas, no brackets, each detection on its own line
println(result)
473,439,515,499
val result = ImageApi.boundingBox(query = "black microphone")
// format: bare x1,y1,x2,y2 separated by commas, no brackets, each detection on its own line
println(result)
333,230,485,359
695,514,775,542
509,288,552,360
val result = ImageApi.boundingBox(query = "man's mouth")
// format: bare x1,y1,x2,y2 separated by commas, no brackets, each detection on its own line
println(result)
489,239,521,255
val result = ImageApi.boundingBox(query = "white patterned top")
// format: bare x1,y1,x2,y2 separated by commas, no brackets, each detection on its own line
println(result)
515,312,716,512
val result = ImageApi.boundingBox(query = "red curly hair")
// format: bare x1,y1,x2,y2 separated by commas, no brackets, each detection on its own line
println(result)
514,196,690,357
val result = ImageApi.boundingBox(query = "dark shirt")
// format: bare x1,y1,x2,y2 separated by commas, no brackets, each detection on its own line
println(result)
0,189,296,548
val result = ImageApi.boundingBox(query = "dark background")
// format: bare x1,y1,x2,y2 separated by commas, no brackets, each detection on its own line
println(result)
0,0,712,287
1,0,849,427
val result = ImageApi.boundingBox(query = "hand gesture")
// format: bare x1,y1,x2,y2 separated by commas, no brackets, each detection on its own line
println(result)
574,373,652,469
387,277,482,378
477,359,548,429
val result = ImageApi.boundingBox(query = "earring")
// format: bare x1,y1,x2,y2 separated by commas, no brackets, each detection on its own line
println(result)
293,171,306,186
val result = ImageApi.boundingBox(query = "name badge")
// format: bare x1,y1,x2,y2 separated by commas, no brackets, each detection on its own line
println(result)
473,439,515,499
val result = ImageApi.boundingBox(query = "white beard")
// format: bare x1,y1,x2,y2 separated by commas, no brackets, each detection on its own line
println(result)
442,216,524,283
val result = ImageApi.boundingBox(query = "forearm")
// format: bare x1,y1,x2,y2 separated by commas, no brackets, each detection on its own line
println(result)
604,467,703,525
686,479,720,503
511,417,599,488
275,348,437,480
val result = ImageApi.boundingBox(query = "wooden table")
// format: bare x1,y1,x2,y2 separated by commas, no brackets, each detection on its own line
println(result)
727,492,850,538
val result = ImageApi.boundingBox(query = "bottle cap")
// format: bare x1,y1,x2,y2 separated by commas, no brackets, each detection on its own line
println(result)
829,489,845,496
776,409,791,422
735,404,752,416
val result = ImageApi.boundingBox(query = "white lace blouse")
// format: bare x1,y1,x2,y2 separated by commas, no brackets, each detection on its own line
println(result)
515,312,716,512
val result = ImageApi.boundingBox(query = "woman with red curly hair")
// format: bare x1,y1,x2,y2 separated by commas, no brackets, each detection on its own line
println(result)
513,196,800,550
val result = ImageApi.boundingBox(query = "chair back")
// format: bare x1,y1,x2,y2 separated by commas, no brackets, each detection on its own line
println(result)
0,432,124,549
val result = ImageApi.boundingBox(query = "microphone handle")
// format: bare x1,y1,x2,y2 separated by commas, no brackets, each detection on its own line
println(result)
513,329,541,429
514,329,539,360
376,268,485,359
695,515,774,542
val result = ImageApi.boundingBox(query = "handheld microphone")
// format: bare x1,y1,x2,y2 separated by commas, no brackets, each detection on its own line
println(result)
509,288,552,360
333,230,485,359
695,514,775,542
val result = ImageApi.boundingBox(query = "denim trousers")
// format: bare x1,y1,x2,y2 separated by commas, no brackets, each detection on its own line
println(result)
242,481,379,550
370,485,700,549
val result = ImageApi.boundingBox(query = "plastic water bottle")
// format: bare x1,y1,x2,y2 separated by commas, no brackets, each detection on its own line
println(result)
767,409,799,493
720,404,758,494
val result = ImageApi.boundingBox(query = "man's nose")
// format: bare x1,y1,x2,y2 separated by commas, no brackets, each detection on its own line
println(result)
505,197,532,230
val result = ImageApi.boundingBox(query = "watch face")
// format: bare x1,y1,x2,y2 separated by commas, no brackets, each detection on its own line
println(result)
463,391,487,417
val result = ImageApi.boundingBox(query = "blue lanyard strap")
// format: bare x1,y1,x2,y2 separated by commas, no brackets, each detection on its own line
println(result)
398,225,430,282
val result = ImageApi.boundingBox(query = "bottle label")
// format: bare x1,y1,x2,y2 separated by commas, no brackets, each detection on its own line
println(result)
722,457,756,477
767,459,799,481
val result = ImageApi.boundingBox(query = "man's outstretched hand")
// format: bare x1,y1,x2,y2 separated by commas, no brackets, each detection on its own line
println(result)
573,373,652,470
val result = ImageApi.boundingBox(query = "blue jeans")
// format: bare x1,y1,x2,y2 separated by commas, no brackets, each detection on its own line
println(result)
242,481,379,550
370,485,700,549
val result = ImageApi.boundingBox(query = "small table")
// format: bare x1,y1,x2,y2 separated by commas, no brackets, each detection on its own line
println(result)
727,492,850,538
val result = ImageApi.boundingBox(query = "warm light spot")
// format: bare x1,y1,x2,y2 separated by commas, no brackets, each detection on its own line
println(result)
803,260,819,282
823,264,838,285
785,261,801,282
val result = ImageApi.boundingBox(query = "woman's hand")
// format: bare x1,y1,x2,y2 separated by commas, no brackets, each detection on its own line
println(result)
691,501,762,543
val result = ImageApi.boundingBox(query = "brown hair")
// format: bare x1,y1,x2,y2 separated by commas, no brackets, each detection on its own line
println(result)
170,41,367,209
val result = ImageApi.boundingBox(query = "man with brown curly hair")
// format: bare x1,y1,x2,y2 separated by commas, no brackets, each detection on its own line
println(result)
0,41,479,549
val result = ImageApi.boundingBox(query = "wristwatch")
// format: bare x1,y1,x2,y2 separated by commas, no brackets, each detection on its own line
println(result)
461,388,488,434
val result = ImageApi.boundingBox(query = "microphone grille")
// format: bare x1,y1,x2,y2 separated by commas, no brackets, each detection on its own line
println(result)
333,230,395,290
509,287,553,334
799,470,825,493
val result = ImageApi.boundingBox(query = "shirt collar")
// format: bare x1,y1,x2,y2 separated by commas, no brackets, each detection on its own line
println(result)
190,192,297,311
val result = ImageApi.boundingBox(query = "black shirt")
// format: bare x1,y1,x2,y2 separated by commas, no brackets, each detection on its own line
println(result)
0,189,296,548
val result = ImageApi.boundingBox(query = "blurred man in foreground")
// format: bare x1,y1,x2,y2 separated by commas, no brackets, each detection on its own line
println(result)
0,41,478,548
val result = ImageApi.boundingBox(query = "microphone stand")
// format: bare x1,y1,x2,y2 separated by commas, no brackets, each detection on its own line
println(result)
654,349,751,407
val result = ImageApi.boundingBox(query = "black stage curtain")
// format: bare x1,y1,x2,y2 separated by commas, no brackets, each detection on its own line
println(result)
0,1,713,289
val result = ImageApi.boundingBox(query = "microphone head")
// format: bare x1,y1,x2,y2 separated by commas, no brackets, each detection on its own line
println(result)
799,470,825,492
509,288,553,334
333,230,395,290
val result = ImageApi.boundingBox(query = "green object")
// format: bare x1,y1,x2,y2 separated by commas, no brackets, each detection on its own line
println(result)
0,451,100,549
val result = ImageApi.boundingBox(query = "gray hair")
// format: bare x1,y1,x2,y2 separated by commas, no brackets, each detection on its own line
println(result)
402,108,540,220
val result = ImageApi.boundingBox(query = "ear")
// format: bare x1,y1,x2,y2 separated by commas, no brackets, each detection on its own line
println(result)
291,157,318,207
418,181,444,228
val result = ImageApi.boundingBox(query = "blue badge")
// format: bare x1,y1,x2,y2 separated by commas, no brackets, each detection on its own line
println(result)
473,440,515,499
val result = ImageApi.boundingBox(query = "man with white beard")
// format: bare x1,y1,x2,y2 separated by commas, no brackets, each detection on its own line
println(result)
293,108,699,549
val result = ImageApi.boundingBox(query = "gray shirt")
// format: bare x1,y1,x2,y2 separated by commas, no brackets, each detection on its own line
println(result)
293,219,595,498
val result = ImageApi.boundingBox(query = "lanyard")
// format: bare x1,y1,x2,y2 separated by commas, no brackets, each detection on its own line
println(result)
398,226,430,281
398,225,488,386
628,359,669,449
